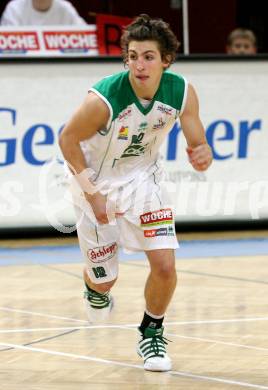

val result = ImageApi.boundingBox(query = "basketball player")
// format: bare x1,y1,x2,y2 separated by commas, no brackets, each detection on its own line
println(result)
59,14,212,372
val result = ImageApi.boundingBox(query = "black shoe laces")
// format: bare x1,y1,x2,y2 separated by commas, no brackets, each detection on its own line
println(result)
148,334,171,355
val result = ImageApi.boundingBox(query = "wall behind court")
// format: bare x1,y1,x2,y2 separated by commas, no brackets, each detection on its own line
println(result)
0,59,268,230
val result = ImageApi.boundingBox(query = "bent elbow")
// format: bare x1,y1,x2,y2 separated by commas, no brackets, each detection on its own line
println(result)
58,130,71,152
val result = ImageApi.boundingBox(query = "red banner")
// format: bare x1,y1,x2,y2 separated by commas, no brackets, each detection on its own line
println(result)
0,26,98,56
43,30,97,52
0,31,39,52
96,14,133,55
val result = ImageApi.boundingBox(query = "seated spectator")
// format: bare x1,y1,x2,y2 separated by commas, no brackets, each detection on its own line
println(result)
0,0,87,26
226,28,257,55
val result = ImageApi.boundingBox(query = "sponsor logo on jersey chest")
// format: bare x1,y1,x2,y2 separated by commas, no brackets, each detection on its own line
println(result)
153,118,166,130
117,126,128,140
118,108,132,121
157,104,173,115
138,122,148,131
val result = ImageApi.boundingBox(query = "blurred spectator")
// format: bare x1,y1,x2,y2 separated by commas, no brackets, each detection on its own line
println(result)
226,28,257,55
0,0,87,26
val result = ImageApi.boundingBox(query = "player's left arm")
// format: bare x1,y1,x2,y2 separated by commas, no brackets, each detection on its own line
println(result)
180,83,213,171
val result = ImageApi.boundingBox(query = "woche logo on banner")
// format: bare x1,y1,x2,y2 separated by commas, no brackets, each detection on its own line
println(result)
43,30,97,53
0,31,39,53
0,26,98,56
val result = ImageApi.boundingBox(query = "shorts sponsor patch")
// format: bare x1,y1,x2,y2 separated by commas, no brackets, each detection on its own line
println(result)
87,242,117,263
140,208,173,227
144,226,175,237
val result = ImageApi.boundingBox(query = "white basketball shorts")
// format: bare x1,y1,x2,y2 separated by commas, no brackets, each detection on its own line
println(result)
71,175,179,284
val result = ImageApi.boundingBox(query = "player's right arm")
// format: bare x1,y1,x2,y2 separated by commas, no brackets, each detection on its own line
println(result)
59,92,111,224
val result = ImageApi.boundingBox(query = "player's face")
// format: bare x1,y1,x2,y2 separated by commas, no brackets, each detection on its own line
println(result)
32,0,53,11
127,40,170,94
227,38,256,55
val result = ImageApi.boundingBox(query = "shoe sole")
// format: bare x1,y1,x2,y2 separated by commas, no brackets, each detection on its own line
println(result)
136,347,172,372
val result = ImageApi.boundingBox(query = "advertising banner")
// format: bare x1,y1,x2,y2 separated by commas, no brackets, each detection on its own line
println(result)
0,25,98,56
0,60,268,230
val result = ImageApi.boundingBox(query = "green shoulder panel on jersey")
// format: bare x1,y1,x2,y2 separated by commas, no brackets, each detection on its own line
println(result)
91,71,131,121
158,71,187,111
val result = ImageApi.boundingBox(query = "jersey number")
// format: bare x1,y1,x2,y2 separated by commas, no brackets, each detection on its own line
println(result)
92,266,107,278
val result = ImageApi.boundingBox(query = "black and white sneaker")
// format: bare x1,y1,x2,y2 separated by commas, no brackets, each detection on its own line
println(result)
137,326,172,371
84,288,114,323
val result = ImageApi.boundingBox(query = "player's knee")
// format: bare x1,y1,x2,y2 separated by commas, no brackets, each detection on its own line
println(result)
152,261,176,280
83,267,117,293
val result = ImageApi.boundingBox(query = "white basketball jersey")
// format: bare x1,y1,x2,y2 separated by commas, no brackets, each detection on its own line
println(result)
80,70,187,189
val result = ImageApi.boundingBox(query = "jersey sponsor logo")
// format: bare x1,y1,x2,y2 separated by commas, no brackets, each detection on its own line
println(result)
144,226,174,237
138,122,148,132
118,107,132,121
117,126,128,140
121,143,148,157
87,242,118,263
157,104,173,115
153,118,166,130
43,30,97,52
0,32,39,52
140,208,173,227
121,132,149,158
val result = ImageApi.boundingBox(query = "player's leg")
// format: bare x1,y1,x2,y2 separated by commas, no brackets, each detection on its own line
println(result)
144,248,177,316
83,267,117,293
118,213,177,371
69,172,119,323
117,177,178,370
83,272,116,324
72,195,120,323
79,229,119,323
137,248,176,371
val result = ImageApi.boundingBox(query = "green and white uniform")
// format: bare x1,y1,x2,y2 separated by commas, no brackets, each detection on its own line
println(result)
73,70,188,283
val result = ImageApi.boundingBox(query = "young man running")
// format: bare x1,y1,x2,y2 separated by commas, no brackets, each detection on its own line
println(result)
59,14,212,372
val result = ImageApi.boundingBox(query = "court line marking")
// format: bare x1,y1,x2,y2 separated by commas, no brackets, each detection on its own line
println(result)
47,260,268,287
2,306,268,329
42,259,268,287
178,268,268,286
125,261,268,286
3,251,268,287
165,333,268,353
166,317,268,325
0,342,267,389
0,329,78,352
0,325,130,333
1,324,267,354
40,263,82,279
0,306,88,323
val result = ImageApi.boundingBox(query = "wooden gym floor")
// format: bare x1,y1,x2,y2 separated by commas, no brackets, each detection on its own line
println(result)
0,231,268,389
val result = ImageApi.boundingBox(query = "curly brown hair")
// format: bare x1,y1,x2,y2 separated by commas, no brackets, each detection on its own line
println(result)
121,14,180,67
